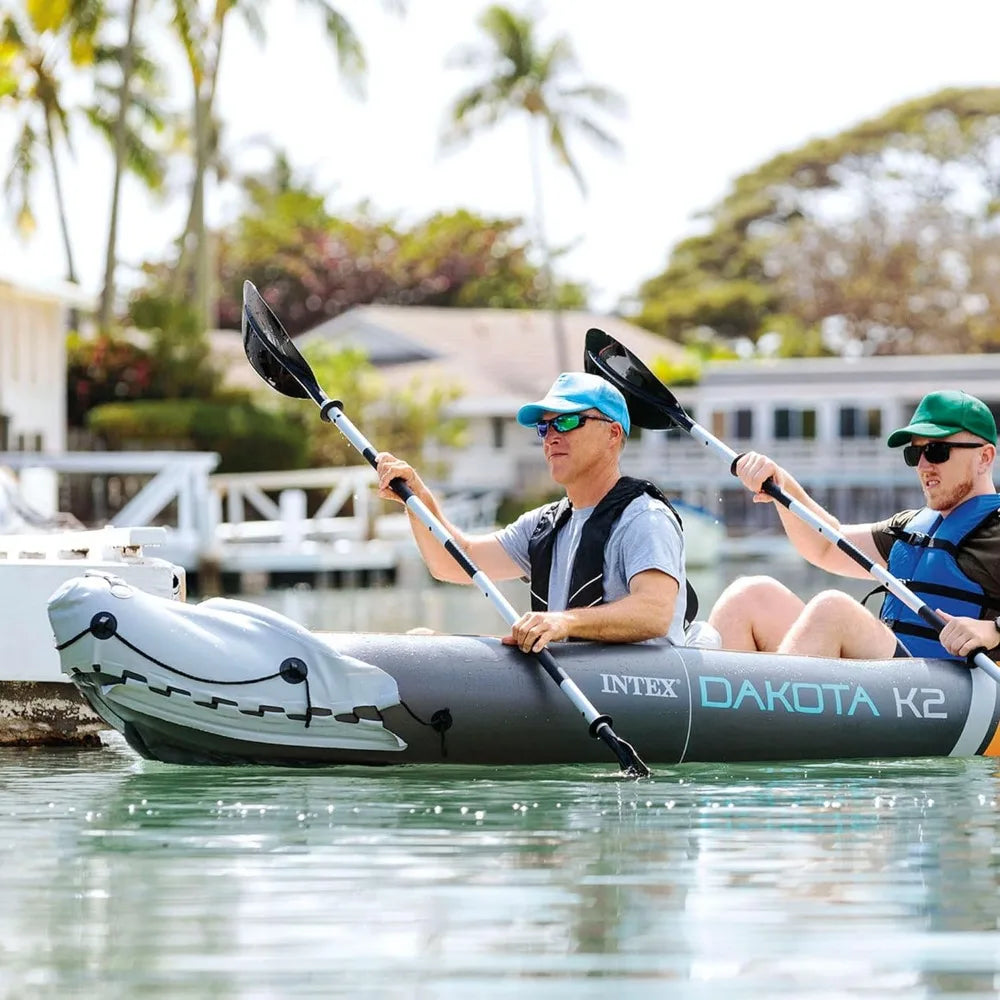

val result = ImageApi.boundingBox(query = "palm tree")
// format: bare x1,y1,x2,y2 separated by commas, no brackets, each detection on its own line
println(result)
442,5,625,370
169,0,388,333
0,1,104,287
90,0,170,332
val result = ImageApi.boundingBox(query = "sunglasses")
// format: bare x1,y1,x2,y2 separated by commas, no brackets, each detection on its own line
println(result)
902,441,985,467
534,413,613,439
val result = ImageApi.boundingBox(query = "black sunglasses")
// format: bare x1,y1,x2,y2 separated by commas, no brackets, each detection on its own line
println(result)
534,412,613,439
903,441,985,467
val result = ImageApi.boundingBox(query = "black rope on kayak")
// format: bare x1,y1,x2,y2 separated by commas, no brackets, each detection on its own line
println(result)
398,701,452,757
56,611,314,728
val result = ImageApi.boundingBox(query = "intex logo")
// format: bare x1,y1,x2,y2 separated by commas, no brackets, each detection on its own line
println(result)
600,673,679,698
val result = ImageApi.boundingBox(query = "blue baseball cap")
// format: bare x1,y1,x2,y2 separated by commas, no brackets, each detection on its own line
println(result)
516,372,631,435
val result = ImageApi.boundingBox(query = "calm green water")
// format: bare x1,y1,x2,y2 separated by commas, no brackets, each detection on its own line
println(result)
4,745,1000,997
8,559,1000,996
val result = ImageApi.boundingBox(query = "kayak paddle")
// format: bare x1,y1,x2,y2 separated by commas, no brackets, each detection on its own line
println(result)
240,281,651,777
584,327,1000,685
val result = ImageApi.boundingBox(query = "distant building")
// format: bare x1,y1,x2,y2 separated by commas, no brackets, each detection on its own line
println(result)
660,353,1000,530
0,273,92,454
219,303,1000,528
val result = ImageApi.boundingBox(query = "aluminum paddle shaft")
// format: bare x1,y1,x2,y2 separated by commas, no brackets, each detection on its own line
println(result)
241,282,650,777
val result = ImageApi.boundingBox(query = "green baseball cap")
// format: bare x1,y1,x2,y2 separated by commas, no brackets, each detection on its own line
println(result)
887,390,997,447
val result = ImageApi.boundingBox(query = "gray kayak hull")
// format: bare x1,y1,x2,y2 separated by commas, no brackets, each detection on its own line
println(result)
47,573,1000,767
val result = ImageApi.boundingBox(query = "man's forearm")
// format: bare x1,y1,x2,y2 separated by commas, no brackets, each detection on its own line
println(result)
773,472,843,564
561,593,673,643
405,490,473,583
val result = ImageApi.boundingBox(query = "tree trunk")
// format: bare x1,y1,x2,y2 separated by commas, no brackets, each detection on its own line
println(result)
44,111,78,287
173,18,228,333
529,117,569,373
99,0,140,333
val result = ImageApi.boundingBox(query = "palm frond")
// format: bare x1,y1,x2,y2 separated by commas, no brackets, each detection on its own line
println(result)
558,83,627,116
563,112,623,155
538,35,577,78
171,0,204,81
443,4,623,194
547,116,585,194
302,0,367,96
4,120,38,235
233,3,262,46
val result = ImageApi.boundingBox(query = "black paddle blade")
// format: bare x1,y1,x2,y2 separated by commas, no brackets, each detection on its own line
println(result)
600,729,650,778
242,280,321,403
584,328,692,432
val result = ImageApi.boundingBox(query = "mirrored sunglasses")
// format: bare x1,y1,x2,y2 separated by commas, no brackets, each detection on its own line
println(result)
534,413,613,439
902,441,985,467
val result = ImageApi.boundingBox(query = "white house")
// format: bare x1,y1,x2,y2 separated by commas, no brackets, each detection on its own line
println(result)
0,273,92,454
219,302,1000,528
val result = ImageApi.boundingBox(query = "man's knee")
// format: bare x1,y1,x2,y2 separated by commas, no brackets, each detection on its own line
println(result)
714,575,788,610
800,589,866,621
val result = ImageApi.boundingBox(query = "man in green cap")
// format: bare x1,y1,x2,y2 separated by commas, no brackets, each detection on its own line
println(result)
708,390,1000,661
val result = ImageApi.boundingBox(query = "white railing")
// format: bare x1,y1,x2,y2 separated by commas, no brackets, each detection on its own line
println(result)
209,466,378,545
0,451,219,568
209,466,502,545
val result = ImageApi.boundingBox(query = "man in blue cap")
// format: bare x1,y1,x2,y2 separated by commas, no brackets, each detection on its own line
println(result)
375,372,689,651
709,390,1000,661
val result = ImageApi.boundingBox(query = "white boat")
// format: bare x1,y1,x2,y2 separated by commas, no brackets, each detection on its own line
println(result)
0,526,183,745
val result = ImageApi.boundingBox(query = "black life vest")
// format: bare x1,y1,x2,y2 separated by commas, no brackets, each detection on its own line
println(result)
526,476,698,626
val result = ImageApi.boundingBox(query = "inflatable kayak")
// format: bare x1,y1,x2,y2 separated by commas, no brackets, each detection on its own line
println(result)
47,571,1000,768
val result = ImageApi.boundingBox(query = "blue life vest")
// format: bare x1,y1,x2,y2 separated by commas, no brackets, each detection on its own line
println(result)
881,494,1000,659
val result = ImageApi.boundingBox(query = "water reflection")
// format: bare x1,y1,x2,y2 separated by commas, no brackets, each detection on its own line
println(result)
7,555,1000,994
3,739,1000,995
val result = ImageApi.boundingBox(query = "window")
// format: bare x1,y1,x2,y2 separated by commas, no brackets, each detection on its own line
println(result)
774,408,816,440
490,417,505,450
711,409,753,439
734,409,753,439
839,406,882,439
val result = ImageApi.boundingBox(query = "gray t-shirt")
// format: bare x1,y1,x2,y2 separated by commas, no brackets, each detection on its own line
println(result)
495,494,687,644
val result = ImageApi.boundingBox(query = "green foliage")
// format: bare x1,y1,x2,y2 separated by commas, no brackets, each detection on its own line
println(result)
125,283,220,397
210,166,580,332
66,332,154,428
86,397,309,473
68,308,221,430
633,87,1000,357
634,279,778,344
300,343,467,471
649,353,702,388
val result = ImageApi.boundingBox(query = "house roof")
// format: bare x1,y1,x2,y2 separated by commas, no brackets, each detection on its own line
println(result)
293,305,686,415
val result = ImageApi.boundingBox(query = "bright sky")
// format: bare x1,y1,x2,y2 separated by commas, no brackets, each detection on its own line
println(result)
2,0,1000,312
